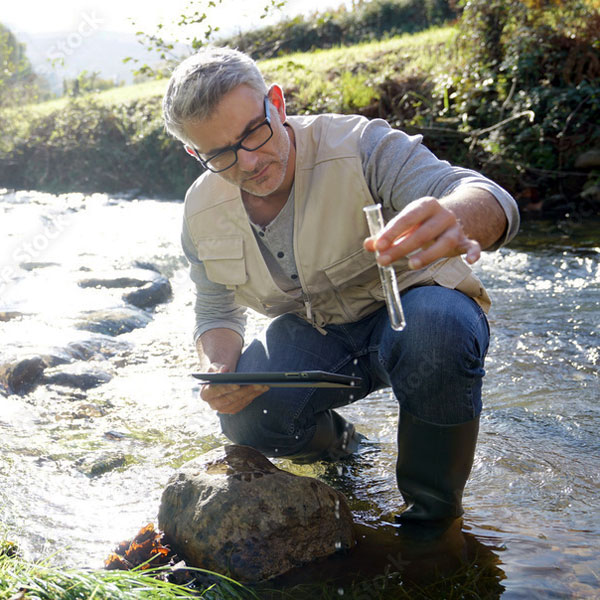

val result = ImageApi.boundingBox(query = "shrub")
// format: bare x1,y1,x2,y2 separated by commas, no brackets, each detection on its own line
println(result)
223,0,459,59
0,97,199,198
442,0,600,202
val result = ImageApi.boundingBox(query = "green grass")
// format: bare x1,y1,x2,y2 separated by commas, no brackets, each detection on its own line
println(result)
260,26,456,114
0,555,255,600
263,25,456,79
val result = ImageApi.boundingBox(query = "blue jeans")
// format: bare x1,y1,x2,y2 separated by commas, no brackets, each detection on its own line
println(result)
219,286,490,457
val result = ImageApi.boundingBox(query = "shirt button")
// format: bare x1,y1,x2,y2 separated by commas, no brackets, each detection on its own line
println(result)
259,231,265,237
277,251,284,258
291,274,298,280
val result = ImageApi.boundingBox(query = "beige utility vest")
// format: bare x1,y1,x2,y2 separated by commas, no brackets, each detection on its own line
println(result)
184,113,491,330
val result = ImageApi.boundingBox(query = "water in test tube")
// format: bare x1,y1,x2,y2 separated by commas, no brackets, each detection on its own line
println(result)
363,204,406,331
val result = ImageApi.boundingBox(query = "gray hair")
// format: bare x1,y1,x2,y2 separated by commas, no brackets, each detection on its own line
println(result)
162,46,268,146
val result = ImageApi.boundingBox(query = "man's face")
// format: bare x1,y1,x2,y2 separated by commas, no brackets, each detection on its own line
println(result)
183,84,291,198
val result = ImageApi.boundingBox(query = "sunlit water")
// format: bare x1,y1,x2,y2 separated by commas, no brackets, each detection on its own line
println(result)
0,189,598,598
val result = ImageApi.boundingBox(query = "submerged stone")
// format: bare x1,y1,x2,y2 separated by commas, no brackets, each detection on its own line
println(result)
0,311,25,322
66,337,130,360
76,452,127,477
132,260,161,274
43,364,112,390
158,444,355,583
76,308,151,336
0,356,46,395
19,261,60,271
78,268,160,289
38,337,129,369
123,276,172,309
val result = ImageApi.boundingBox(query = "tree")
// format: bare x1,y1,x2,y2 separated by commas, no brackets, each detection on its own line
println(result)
0,22,50,107
63,70,124,97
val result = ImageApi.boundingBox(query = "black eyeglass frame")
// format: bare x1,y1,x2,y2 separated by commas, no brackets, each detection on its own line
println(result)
190,97,273,173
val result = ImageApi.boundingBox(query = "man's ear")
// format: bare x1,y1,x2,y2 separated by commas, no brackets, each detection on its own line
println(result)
184,145,199,159
267,84,287,123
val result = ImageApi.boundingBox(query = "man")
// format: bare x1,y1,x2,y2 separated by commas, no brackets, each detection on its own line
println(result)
162,47,519,527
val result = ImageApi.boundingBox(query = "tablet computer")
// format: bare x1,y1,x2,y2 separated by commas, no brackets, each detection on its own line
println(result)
192,370,362,388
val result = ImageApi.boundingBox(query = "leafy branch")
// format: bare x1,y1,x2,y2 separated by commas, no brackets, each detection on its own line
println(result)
123,0,287,79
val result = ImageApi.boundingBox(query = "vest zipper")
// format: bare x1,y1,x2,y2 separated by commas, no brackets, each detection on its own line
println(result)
304,299,312,321
304,297,327,335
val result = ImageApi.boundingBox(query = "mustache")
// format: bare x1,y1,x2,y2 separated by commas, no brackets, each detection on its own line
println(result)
245,162,270,180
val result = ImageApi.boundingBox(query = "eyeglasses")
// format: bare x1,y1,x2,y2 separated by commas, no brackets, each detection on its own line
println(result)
189,97,273,173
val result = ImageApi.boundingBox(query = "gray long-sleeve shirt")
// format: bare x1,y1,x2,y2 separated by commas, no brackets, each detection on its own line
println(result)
182,117,520,343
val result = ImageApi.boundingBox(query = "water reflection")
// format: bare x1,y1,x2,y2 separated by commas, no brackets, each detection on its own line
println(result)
262,521,506,599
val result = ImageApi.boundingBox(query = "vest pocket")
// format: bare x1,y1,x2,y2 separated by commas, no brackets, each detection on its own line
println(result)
428,258,490,312
196,236,247,286
322,246,378,288
428,257,469,288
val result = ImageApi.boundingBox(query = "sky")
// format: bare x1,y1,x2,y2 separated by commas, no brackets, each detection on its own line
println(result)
2,0,352,36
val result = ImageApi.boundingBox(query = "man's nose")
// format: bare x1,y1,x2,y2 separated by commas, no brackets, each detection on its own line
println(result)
237,148,259,171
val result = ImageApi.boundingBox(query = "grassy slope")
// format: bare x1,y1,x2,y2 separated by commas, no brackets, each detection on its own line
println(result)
263,25,456,80
16,26,456,117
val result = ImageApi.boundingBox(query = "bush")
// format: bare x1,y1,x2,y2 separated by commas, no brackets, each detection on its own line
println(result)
440,0,600,203
0,97,200,198
223,0,458,59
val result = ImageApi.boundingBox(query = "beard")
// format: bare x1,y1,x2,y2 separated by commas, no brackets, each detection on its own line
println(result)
236,123,292,198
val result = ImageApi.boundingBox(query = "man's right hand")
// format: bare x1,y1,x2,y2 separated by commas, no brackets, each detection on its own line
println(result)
199,363,269,414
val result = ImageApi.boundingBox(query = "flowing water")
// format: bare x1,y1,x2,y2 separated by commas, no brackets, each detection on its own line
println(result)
0,189,598,598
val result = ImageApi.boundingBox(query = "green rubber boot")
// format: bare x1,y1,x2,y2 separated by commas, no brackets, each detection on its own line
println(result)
395,409,480,527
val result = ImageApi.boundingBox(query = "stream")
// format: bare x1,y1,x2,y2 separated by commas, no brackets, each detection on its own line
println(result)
0,188,598,598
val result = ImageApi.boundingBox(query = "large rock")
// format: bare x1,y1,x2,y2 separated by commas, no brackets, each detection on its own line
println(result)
158,445,355,583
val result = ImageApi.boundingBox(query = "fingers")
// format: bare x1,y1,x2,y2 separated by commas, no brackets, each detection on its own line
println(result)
363,197,481,270
200,382,269,414
373,197,439,253
382,208,453,262
406,230,481,270
198,362,268,414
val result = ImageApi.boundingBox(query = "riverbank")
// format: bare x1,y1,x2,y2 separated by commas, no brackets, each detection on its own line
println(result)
1,22,598,214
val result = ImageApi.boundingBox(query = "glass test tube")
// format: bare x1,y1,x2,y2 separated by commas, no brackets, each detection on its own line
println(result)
363,204,406,331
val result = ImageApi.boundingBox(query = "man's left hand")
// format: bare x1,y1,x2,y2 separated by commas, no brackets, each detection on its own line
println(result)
363,197,481,270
